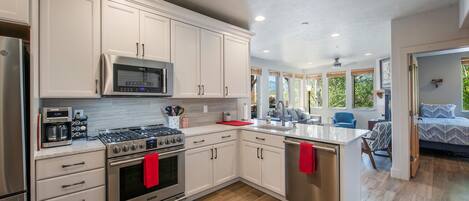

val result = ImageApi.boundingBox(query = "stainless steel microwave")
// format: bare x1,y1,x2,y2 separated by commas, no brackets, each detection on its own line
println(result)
101,54,173,96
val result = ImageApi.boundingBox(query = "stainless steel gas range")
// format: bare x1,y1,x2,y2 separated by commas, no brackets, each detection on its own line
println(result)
98,125,185,201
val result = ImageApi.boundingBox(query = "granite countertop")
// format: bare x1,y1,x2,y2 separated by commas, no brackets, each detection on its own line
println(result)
181,119,369,145
35,139,105,160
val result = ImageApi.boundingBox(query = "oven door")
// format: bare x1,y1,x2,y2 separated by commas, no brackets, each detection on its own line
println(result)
107,148,185,201
102,54,173,96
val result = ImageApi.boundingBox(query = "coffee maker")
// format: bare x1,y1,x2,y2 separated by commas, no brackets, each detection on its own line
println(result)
42,107,73,148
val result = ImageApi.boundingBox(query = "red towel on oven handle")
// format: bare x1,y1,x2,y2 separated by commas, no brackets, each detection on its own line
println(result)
299,141,316,174
144,153,159,188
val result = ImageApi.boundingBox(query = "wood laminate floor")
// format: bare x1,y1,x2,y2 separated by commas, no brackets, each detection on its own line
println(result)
197,152,469,201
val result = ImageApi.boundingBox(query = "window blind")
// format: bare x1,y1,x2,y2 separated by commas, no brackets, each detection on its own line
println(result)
351,68,374,75
326,71,346,78
269,70,280,77
461,57,469,65
306,73,322,80
251,68,262,75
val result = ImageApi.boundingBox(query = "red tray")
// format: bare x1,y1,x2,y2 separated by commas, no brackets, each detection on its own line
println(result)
216,120,253,126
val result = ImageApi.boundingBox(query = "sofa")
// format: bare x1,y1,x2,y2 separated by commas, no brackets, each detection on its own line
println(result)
268,108,322,125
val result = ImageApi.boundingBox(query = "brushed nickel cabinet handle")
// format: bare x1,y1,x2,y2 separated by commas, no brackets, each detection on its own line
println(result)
215,148,218,159
257,147,260,159
255,137,265,141
62,180,85,189
193,139,205,144
62,161,85,168
197,85,201,95
136,42,139,56
142,43,145,57
210,148,214,160
221,135,231,139
95,79,98,94
201,85,205,95
260,148,264,159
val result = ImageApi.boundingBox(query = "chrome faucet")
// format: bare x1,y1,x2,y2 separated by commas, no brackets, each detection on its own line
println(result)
277,101,286,126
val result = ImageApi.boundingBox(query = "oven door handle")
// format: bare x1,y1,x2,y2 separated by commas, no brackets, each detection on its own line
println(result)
109,149,186,167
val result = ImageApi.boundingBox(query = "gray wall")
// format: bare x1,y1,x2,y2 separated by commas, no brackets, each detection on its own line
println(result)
417,52,469,118
42,98,239,135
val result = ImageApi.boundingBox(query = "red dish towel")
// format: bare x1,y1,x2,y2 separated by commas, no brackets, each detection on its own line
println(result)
216,120,253,126
144,153,159,188
299,141,316,174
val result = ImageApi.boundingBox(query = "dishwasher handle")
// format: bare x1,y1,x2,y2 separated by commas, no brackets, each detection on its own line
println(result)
283,140,337,154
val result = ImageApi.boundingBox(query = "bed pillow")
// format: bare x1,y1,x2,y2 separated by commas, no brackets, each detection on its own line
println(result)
420,104,456,118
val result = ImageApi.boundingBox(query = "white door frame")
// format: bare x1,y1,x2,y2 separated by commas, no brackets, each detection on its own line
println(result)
392,37,469,180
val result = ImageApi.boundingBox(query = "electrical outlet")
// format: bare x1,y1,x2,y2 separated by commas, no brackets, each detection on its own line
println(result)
203,105,208,113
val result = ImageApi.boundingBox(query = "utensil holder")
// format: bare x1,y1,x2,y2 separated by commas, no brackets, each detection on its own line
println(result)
168,116,181,129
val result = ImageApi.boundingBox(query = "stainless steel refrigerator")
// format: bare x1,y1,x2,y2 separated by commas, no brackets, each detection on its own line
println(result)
0,36,28,201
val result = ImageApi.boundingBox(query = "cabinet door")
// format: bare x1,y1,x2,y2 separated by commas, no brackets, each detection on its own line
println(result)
240,141,262,185
224,36,249,98
0,0,28,24
185,146,213,196
139,11,170,62
40,0,100,98
102,0,139,57
213,141,237,186
261,145,285,196
171,20,201,98
200,29,224,97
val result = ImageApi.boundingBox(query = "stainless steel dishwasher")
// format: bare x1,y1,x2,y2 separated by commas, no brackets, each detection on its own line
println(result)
284,137,340,201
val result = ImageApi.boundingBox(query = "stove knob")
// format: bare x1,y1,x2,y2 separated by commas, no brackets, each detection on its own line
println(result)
176,137,183,142
122,145,129,152
165,139,170,145
139,144,145,149
113,146,121,154
171,138,176,143
130,144,137,151
159,140,164,145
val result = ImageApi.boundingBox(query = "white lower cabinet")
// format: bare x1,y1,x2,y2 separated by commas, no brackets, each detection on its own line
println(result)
185,145,214,196
241,140,285,196
185,139,237,196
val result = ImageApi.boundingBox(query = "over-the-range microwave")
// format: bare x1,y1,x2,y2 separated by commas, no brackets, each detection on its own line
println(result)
101,54,173,96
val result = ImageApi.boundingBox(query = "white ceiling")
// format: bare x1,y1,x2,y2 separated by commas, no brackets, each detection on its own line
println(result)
165,0,458,69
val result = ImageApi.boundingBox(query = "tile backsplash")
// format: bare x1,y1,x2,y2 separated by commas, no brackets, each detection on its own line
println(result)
42,98,239,134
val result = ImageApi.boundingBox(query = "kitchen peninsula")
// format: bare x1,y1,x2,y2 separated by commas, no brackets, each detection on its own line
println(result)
181,119,368,201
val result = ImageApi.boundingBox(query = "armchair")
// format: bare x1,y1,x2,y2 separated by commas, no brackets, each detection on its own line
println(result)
332,112,357,128
362,122,392,169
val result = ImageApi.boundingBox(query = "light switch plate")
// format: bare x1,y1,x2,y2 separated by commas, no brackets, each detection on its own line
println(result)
203,105,208,113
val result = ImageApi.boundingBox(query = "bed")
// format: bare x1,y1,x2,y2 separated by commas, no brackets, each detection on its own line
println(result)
417,104,469,155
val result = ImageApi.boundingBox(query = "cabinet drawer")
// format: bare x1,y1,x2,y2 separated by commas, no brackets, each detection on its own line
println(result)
214,130,238,143
45,186,105,201
185,134,218,149
37,168,105,201
36,151,105,180
241,131,284,148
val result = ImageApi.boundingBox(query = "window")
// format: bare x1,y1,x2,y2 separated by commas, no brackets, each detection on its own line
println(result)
306,74,323,111
291,77,302,108
269,71,280,108
462,58,469,110
251,68,261,119
352,68,374,109
327,71,346,108
282,73,292,106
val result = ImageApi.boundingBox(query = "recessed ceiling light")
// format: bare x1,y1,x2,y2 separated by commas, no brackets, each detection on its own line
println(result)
365,53,373,56
255,16,266,22
307,62,313,64
331,33,341,38
263,50,270,53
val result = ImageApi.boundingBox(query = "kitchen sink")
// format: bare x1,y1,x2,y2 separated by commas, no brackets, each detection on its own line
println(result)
254,124,295,132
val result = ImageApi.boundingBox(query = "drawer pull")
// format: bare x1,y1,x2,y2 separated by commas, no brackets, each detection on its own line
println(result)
61,180,85,189
221,135,231,139
255,137,265,141
62,161,85,168
193,140,205,144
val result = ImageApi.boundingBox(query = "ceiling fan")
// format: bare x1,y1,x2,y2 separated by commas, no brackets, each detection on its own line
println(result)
333,57,342,68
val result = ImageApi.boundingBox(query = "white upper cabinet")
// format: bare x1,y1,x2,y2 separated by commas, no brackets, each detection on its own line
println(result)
171,20,201,98
102,0,140,58
0,0,29,25
40,0,100,98
200,29,224,98
139,10,170,62
224,36,250,98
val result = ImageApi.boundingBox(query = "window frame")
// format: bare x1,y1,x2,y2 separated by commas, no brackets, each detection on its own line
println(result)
352,68,375,110
461,60,469,112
